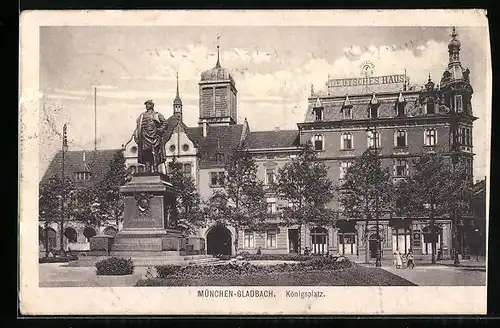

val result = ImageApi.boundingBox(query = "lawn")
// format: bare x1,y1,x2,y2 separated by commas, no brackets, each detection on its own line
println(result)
136,264,415,286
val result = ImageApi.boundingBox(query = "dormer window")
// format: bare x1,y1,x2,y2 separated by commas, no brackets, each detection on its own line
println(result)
313,107,323,121
426,100,436,114
455,95,463,113
215,152,224,163
397,103,405,117
343,107,352,120
397,92,406,117
342,94,353,119
74,172,92,180
369,94,379,118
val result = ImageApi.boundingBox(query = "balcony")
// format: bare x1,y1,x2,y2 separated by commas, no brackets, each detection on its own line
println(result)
423,145,437,153
393,146,409,155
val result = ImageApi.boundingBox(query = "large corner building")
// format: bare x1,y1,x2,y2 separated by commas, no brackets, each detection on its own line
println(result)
40,28,483,260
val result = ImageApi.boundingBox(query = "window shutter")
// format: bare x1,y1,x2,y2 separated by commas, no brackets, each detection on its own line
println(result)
340,133,344,150
393,159,396,176
423,129,427,146
393,130,397,147
435,129,438,145
405,130,408,147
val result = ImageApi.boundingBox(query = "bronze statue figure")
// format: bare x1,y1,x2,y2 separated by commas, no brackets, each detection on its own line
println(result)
134,100,168,173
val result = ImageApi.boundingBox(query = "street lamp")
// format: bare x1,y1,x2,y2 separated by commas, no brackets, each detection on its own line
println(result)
366,124,382,268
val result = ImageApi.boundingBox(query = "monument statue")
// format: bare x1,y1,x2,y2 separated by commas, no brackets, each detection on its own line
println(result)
134,99,168,173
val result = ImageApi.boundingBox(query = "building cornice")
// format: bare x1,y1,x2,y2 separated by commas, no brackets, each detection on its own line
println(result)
297,114,477,130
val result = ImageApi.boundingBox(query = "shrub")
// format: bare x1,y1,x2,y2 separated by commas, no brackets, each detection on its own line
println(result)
301,256,352,270
95,257,134,275
240,254,313,261
39,257,69,264
156,265,182,277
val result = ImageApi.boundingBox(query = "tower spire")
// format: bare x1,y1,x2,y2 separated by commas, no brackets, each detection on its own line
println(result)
173,70,183,117
215,35,221,68
176,70,180,98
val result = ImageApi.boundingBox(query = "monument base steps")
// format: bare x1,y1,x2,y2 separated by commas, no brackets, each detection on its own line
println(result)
66,254,218,267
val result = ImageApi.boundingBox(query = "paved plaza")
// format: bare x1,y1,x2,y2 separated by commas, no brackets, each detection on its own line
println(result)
39,257,486,287
356,257,486,286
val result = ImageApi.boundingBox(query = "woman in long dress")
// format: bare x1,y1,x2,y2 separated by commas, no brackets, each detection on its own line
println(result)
395,250,403,269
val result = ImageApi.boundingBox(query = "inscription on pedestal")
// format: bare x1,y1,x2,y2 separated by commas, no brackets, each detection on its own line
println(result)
123,195,164,230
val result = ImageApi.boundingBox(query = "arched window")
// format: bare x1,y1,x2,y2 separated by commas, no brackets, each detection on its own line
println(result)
44,228,57,250
367,130,381,148
341,133,353,150
313,134,324,151
424,129,437,146
394,130,407,147
64,227,78,243
83,227,97,242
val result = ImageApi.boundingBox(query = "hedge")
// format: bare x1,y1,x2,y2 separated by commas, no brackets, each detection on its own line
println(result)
95,257,135,276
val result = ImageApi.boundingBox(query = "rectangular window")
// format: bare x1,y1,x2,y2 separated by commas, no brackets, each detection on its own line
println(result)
266,168,275,185
183,163,192,178
368,131,381,148
395,130,407,147
395,159,408,177
267,201,276,214
266,229,277,248
244,230,254,248
341,133,353,150
210,171,225,187
425,129,437,146
313,135,324,151
455,95,463,113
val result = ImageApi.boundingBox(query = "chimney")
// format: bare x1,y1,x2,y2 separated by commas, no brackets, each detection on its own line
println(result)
274,127,280,132
202,119,209,138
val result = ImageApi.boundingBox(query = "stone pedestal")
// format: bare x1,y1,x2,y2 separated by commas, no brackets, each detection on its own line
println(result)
112,173,182,253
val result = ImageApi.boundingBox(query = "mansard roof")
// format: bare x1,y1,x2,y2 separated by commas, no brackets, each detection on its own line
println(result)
245,130,300,150
41,149,121,187
186,124,244,169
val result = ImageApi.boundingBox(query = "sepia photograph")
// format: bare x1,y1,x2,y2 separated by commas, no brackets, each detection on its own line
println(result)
19,10,490,315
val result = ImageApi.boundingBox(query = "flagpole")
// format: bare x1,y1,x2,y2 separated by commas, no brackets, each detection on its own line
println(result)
60,124,67,255
94,87,97,152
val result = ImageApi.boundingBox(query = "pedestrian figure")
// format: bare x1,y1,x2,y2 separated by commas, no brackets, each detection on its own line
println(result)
407,249,415,269
402,251,408,269
395,249,403,269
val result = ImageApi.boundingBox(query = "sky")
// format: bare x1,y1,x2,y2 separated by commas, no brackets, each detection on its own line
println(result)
39,25,490,180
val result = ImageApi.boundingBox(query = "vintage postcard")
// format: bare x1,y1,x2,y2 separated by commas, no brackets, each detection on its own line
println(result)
19,10,490,315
